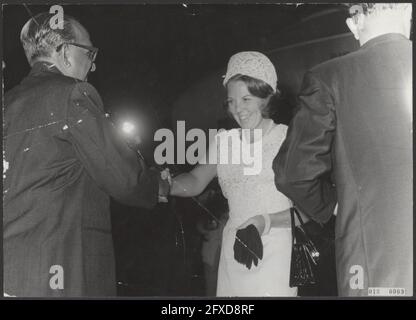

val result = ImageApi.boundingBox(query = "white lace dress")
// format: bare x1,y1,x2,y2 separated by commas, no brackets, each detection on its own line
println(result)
216,123,297,297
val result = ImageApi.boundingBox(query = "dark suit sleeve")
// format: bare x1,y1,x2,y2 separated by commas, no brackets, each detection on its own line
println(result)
273,71,337,223
65,81,159,209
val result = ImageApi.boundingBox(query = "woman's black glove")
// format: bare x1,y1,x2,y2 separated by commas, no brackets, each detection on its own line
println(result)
233,224,263,269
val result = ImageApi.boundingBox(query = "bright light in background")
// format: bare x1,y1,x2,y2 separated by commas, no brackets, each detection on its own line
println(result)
121,121,137,136
120,120,142,145
112,105,155,147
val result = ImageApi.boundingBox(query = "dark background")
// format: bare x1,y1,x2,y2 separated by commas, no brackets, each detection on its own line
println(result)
3,4,349,126
3,3,345,296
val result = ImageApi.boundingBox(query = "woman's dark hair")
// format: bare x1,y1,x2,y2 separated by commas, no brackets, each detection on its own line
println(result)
223,74,280,119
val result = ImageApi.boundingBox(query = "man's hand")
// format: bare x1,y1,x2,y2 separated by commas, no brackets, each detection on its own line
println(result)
158,168,171,203
160,168,172,186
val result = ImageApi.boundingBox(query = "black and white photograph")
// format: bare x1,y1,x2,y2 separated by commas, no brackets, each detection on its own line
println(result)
1,1,413,302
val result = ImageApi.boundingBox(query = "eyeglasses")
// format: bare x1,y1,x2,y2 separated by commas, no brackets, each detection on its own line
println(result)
56,42,98,62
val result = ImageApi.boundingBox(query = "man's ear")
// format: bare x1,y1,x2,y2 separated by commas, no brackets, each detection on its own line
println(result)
59,44,71,68
346,17,360,40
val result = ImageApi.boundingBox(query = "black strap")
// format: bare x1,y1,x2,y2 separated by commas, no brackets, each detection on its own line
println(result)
293,206,305,226
290,207,296,245
291,206,312,244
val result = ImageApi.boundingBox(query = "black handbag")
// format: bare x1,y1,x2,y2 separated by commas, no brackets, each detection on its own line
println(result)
289,206,320,287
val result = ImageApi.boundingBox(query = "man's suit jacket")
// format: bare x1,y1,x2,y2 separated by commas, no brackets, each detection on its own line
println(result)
3,62,159,296
274,33,412,296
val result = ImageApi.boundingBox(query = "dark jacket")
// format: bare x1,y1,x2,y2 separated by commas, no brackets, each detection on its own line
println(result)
273,34,412,296
3,62,159,297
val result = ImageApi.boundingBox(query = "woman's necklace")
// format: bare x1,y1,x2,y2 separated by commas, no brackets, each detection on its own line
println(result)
242,118,274,144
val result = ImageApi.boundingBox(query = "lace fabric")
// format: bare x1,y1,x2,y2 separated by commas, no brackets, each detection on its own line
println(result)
216,123,291,227
215,122,297,297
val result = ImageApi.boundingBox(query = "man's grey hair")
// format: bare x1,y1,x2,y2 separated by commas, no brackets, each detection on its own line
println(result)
347,3,411,17
20,12,80,66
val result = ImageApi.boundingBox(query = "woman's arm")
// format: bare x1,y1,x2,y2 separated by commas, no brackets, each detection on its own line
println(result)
238,208,310,233
269,209,291,229
170,163,217,197
170,129,222,198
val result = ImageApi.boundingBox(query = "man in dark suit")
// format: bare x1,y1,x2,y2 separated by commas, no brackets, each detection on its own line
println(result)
273,4,412,296
3,12,170,297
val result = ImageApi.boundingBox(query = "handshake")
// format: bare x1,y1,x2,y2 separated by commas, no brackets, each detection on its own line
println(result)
157,167,172,203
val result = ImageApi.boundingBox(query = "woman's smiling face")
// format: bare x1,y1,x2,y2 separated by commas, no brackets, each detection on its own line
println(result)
226,80,268,129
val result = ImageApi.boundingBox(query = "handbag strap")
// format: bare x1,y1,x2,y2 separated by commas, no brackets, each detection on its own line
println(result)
292,206,305,227
290,206,311,243
290,207,296,245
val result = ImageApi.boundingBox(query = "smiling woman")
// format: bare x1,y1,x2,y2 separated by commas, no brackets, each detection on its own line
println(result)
224,75,275,128
222,52,279,140
168,51,297,297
